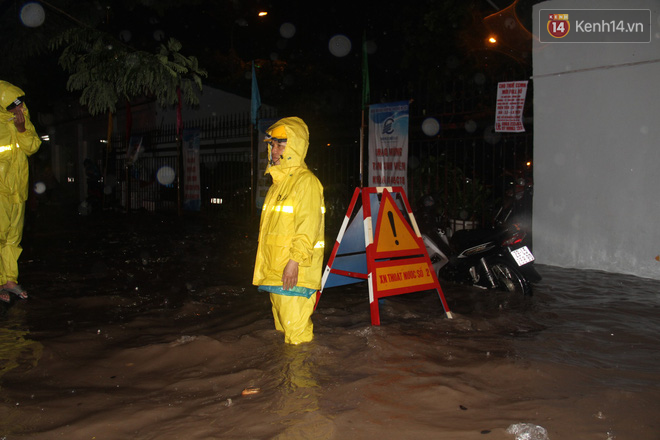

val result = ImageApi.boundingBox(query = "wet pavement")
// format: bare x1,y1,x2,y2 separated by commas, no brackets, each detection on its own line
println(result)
0,205,658,439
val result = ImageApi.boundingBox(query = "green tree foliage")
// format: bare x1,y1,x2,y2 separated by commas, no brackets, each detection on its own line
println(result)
50,27,207,115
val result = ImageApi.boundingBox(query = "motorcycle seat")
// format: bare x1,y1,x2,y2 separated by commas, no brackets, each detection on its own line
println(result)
450,228,498,251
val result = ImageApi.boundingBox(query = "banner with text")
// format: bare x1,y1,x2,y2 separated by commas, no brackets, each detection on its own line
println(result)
368,101,409,192
183,129,201,211
495,81,528,132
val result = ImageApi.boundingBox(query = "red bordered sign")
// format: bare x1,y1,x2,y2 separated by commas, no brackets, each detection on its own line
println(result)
547,13,570,39
317,186,452,325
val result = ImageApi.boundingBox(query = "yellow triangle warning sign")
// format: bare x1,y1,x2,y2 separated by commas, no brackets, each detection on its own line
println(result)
319,186,452,324
374,190,423,255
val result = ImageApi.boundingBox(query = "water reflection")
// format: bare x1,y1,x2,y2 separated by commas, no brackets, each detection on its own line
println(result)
0,307,43,382
272,343,334,439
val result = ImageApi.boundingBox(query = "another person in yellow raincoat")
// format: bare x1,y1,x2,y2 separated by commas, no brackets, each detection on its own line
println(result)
0,81,42,303
253,117,324,345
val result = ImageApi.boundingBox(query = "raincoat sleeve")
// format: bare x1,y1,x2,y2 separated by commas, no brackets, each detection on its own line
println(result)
16,116,41,156
289,172,323,267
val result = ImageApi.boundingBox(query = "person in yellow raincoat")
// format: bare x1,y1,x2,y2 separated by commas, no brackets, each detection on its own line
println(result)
253,117,324,345
0,81,42,303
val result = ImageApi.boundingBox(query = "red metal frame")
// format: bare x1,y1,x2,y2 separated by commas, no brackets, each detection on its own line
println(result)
317,186,453,324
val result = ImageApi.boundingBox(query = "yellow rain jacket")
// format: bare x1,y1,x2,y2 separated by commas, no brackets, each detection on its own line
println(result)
0,81,41,203
253,117,324,344
0,80,41,286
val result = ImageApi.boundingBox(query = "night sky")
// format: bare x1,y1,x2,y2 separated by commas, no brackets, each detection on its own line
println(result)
1,0,544,125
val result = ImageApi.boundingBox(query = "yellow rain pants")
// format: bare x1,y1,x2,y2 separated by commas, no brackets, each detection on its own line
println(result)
270,292,316,345
0,197,24,285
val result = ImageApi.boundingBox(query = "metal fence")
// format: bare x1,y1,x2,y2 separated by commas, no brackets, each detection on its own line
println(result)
305,130,533,231
108,80,534,233
108,127,532,230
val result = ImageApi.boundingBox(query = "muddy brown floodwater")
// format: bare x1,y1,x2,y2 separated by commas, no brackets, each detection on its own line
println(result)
0,207,659,440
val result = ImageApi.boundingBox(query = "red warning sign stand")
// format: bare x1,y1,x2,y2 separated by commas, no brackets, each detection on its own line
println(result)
317,186,453,325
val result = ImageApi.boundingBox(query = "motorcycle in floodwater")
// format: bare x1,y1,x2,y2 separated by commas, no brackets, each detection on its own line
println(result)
418,194,542,296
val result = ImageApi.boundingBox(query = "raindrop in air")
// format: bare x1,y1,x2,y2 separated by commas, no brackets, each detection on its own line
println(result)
33,181,46,195
280,23,296,39
20,2,45,28
157,166,176,185
365,39,377,55
119,30,132,42
328,34,352,57
421,118,440,137
483,125,501,145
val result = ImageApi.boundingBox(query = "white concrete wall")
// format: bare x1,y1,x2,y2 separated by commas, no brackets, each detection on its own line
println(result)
155,87,254,124
532,0,660,279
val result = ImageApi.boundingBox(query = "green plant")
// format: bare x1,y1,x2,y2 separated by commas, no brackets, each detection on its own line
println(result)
51,29,207,115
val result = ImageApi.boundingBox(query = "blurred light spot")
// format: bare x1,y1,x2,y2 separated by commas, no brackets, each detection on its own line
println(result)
34,181,46,195
119,30,132,42
421,118,440,137
78,201,91,216
464,120,477,133
365,39,378,55
328,34,352,57
20,2,45,28
484,125,501,144
280,22,296,39
446,56,460,69
156,166,176,185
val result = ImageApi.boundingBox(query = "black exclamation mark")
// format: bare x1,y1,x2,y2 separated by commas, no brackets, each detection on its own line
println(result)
388,211,399,245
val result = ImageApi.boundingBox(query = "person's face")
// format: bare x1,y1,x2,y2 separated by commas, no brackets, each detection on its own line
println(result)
8,103,24,117
270,139,287,165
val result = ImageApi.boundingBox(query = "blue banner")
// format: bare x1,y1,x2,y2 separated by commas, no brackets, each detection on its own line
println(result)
368,101,409,193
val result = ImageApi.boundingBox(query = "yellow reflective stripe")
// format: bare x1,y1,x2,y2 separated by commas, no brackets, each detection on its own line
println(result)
0,145,12,153
314,241,325,248
269,205,324,215
272,205,294,213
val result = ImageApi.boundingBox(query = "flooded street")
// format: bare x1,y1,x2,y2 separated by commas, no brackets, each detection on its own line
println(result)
0,209,659,439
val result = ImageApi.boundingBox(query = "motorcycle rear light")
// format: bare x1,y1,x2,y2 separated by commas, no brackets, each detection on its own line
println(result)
502,231,526,246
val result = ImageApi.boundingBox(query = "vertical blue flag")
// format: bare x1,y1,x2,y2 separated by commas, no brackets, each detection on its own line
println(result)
251,61,261,125
362,32,370,110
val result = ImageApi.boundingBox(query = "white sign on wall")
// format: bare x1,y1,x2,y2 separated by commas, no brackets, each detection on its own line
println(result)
495,81,528,132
